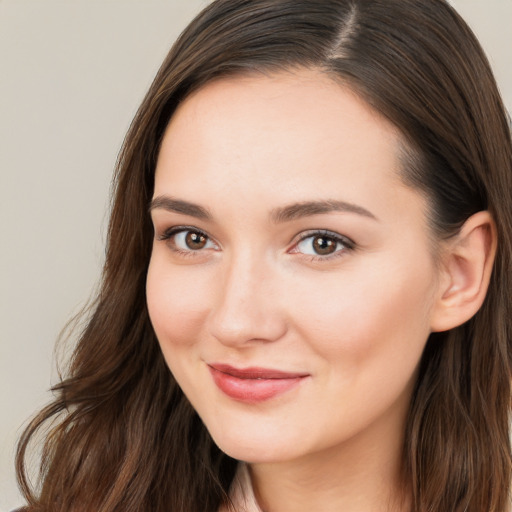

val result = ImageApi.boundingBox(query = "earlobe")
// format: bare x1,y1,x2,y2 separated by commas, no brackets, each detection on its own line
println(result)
430,211,497,333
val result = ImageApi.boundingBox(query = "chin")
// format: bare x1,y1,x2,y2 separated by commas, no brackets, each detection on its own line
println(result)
207,426,302,464
217,442,292,464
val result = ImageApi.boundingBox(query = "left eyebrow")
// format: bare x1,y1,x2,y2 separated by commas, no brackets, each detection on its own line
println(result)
270,199,378,223
149,195,213,220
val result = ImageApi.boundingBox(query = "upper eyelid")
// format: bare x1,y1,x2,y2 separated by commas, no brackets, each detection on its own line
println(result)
158,225,212,240
293,229,355,246
157,226,351,239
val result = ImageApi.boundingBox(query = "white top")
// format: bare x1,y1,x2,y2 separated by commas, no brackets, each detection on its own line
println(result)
219,464,263,512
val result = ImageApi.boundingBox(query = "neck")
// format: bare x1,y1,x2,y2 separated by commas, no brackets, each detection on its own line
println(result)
248,400,411,512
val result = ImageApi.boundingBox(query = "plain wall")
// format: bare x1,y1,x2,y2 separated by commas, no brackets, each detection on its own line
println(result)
1,1,510,510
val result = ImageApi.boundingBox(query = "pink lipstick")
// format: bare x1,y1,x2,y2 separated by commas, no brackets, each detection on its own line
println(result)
208,364,308,403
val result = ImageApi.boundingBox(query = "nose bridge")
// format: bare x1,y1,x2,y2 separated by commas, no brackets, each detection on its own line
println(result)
208,247,286,346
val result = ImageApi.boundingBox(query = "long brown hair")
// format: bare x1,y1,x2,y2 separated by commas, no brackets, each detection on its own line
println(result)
16,1,512,510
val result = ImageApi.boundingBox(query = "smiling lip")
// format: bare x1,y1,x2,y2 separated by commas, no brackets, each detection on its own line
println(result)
208,364,309,403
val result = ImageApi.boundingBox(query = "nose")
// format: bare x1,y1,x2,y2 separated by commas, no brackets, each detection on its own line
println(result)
207,252,288,347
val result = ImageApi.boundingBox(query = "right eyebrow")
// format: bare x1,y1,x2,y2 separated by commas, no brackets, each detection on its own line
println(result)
270,199,378,223
149,196,213,220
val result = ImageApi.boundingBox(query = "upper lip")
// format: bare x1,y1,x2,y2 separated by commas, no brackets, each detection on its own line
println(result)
208,363,309,380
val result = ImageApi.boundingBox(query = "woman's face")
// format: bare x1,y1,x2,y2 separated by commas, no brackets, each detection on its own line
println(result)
147,69,440,465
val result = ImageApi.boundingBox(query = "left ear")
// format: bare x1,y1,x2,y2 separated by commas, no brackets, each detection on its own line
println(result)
430,211,497,333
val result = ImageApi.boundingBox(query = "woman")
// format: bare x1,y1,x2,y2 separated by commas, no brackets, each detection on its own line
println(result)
16,0,512,511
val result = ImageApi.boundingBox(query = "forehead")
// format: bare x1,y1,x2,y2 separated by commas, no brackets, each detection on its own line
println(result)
154,69,421,226
161,68,401,167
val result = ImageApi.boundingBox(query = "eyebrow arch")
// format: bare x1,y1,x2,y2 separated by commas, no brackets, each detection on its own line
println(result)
270,199,378,223
149,195,213,220
149,196,378,223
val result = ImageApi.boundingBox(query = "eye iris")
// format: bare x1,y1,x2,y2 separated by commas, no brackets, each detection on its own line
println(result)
312,236,337,255
185,231,207,250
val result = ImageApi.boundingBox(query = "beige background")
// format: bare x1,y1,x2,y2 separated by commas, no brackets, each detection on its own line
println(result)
1,1,510,510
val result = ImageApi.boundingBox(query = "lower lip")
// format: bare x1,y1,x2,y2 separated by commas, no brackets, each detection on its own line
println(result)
209,367,306,403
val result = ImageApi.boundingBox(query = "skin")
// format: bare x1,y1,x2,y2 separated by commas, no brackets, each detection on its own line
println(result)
146,69,457,511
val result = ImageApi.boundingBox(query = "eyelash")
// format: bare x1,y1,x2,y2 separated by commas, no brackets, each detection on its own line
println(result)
156,226,355,261
292,229,355,262
157,225,217,258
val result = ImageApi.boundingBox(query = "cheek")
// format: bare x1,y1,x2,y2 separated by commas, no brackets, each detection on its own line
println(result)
146,252,211,351
285,258,436,441
289,256,436,371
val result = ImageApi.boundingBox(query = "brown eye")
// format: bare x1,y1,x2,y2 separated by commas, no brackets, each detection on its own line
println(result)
295,231,351,258
185,231,208,250
164,229,215,252
312,236,338,255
